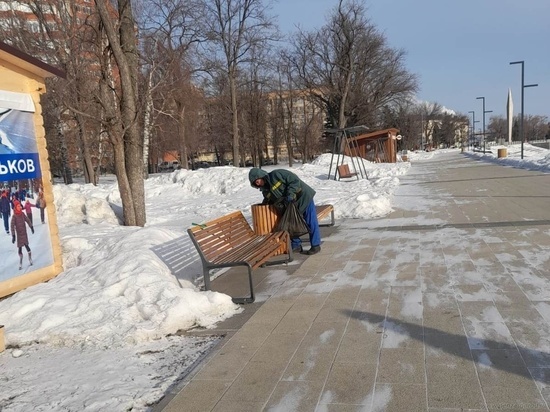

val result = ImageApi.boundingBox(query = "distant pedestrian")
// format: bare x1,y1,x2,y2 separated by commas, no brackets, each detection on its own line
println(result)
23,198,35,226
37,192,47,224
11,203,34,270
0,190,10,234
11,192,20,210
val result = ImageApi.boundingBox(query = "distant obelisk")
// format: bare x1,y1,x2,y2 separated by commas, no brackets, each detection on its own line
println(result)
507,88,513,145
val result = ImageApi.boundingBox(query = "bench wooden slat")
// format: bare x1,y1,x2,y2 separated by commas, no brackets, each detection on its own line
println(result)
191,212,256,261
187,211,291,304
215,232,286,267
197,229,255,260
216,241,277,268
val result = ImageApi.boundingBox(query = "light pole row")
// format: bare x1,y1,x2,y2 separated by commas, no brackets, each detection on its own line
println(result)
510,61,538,159
475,96,492,154
469,61,537,159
468,110,479,150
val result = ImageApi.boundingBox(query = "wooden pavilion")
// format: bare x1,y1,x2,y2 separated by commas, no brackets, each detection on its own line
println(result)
344,128,400,163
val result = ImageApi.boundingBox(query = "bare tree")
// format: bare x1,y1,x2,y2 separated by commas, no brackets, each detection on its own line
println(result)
138,0,205,174
433,113,468,148
271,55,300,166
95,0,146,226
289,0,418,130
487,116,507,143
524,115,549,141
0,1,107,184
201,0,277,168
417,102,443,149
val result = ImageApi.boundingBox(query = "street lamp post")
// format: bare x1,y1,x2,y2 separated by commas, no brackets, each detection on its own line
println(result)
468,110,479,151
476,97,492,153
420,113,424,150
510,60,538,159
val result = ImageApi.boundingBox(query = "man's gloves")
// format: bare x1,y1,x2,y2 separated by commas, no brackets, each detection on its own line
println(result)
284,195,295,205
31,226,34,234
12,235,15,244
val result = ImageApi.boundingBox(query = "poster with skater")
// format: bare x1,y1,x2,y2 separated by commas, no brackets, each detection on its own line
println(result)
0,92,55,284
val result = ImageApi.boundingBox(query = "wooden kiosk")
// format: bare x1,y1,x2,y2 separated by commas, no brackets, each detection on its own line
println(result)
0,41,65,298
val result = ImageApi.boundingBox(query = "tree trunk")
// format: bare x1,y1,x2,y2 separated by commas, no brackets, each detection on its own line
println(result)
229,69,240,167
113,140,136,225
76,113,96,185
96,0,146,226
142,72,154,178
178,104,189,170
57,116,73,185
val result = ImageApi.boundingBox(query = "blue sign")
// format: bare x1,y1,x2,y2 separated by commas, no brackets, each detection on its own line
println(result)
0,152,42,180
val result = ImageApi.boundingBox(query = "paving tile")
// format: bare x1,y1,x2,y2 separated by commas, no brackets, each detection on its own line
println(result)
463,322,515,350
323,286,362,308
220,360,285,403
482,384,547,411
454,284,493,301
377,348,425,384
423,308,463,335
541,386,550,407
380,319,424,350
428,409,486,412
472,349,538,389
162,380,231,412
529,367,550,391
321,361,377,405
458,301,505,323
422,292,458,310
271,308,320,334
193,344,258,381
387,286,423,322
211,400,265,412
282,321,345,382
492,290,535,310
426,363,485,409
425,332,472,365
370,383,428,411
518,344,550,368
250,332,305,364
499,308,546,325
315,403,371,411
265,380,324,411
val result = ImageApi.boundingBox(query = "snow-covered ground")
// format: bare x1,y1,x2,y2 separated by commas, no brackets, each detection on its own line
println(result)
0,144,548,411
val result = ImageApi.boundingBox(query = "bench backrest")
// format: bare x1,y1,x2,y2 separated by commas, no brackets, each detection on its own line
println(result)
188,211,255,262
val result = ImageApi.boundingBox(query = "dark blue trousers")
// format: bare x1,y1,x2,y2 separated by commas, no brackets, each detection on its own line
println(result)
1,212,9,233
291,200,321,249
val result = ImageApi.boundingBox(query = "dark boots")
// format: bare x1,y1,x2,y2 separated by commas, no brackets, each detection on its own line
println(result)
303,245,321,255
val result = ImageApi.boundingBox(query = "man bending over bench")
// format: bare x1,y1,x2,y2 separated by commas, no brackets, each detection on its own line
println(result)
249,168,321,255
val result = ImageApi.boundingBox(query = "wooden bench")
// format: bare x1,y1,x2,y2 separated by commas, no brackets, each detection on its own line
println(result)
187,211,291,304
337,164,358,180
315,204,335,226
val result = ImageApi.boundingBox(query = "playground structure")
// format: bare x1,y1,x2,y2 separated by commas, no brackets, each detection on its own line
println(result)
327,127,401,181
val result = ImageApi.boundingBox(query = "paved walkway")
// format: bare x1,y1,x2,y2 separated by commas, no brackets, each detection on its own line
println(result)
163,152,550,412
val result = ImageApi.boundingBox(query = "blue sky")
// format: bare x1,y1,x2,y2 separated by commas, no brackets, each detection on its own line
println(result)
272,0,549,119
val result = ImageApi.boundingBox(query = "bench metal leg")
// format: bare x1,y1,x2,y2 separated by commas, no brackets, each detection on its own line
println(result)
232,265,255,304
203,265,254,304
318,208,335,227
203,268,211,291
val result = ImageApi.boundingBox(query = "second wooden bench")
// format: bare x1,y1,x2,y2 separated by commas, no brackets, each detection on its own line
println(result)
316,204,335,226
337,164,358,180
